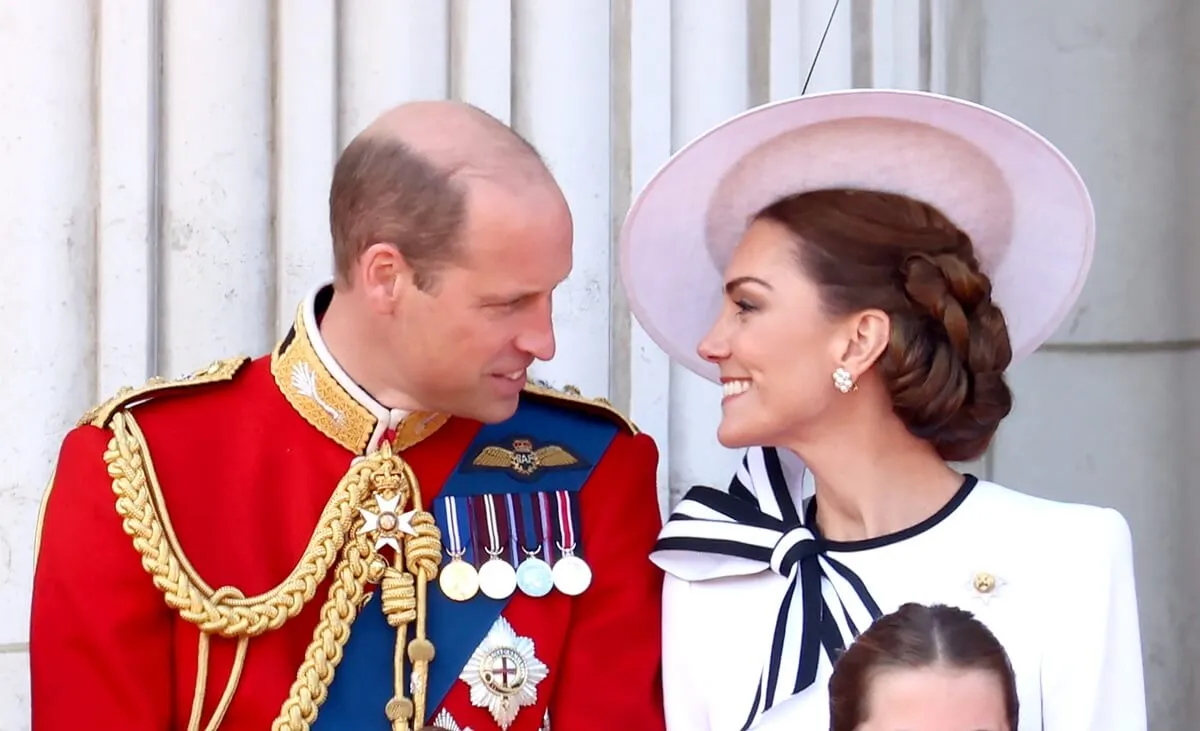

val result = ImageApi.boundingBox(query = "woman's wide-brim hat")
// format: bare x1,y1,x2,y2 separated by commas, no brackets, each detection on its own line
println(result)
618,89,1094,384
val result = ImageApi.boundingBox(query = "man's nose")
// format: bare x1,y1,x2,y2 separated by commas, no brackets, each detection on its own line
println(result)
518,298,556,361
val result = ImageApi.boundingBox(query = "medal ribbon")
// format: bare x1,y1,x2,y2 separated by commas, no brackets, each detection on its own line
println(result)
537,492,555,563
554,490,578,555
483,494,504,558
466,496,482,566
518,492,542,555
443,496,465,556
504,493,521,567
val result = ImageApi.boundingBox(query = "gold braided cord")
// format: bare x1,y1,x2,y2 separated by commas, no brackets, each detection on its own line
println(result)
271,532,374,731
105,410,365,638
105,411,444,731
404,514,442,725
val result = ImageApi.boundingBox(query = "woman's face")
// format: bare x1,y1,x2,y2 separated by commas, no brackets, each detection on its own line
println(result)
858,666,1010,731
697,218,848,448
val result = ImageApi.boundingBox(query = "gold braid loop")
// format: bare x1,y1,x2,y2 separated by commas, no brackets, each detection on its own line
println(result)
105,410,367,638
404,512,442,581
271,532,374,731
380,568,417,627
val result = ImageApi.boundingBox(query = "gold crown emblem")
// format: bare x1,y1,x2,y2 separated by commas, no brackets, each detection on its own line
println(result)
368,445,411,495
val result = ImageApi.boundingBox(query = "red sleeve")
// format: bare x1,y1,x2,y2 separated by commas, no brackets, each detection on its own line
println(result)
30,425,175,730
549,430,666,729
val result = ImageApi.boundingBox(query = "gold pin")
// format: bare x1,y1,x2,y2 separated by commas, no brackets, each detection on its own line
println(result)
973,571,996,594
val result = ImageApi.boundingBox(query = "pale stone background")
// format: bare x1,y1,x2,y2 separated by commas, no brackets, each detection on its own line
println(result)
0,1,1196,729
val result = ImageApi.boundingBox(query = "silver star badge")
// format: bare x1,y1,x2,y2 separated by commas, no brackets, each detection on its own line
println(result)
431,708,472,731
460,616,549,730
357,493,417,551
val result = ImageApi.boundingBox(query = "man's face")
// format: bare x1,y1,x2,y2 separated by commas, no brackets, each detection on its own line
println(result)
389,180,573,423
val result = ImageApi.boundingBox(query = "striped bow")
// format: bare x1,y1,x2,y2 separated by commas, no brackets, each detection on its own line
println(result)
651,446,882,729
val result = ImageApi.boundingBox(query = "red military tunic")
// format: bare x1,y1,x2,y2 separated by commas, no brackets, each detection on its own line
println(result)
30,285,666,731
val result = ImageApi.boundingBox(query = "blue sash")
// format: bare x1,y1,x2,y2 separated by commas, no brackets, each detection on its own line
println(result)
312,395,619,729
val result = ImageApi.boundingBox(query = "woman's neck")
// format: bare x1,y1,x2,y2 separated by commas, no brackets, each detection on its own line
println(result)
783,416,964,543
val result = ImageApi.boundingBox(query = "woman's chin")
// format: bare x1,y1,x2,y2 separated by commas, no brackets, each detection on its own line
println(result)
716,420,761,450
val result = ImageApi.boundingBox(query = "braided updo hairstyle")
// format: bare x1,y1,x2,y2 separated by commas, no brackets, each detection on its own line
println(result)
756,188,1013,462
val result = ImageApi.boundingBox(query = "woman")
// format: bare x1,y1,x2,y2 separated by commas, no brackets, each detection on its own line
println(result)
617,89,1145,730
829,602,1018,731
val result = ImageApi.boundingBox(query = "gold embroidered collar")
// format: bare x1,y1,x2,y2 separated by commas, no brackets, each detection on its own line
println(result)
270,282,449,455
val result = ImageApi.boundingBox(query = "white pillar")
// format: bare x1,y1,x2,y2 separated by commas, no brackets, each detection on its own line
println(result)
667,0,752,499
338,0,451,144
981,0,1198,726
514,0,614,398
0,0,95,644
275,0,339,329
161,1,273,374
97,0,159,391
451,0,513,123
626,0,676,506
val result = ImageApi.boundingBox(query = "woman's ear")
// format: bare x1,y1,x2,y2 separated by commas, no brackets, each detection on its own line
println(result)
834,308,890,377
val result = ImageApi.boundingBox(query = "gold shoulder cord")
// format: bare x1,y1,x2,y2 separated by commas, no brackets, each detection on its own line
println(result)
521,380,640,434
93,359,442,731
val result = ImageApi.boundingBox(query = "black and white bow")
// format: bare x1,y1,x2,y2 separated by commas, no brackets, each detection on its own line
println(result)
651,446,882,729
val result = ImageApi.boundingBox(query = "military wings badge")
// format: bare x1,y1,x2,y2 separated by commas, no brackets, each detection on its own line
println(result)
467,437,590,481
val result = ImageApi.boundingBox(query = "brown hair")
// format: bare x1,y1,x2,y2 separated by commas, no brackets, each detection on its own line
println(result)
828,603,1019,731
328,135,467,291
757,188,1013,462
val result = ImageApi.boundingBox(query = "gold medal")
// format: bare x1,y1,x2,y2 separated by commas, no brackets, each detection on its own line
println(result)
439,553,480,602
438,495,478,601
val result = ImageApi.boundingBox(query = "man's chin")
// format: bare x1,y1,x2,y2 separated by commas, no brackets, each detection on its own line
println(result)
462,393,522,424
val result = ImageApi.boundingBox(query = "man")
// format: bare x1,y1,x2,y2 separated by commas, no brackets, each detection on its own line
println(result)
30,101,666,731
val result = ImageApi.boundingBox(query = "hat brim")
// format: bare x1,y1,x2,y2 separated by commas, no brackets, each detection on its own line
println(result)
618,89,1094,384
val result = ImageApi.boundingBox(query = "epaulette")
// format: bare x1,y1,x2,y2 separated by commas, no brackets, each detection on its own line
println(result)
78,355,250,429
521,379,639,435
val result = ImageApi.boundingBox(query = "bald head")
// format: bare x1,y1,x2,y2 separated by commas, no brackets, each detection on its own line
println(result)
360,101,550,183
329,100,559,289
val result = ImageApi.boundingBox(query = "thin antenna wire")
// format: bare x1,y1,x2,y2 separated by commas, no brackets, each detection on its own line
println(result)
801,0,842,95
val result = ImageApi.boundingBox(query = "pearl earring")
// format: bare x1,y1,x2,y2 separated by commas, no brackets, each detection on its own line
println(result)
832,367,856,394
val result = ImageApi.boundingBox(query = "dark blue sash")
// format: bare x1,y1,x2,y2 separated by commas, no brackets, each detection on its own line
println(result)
312,395,619,729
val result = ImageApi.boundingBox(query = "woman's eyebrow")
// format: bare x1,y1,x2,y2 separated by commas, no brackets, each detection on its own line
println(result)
724,276,773,294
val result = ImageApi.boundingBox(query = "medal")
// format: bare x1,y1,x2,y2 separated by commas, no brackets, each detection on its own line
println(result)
438,496,479,602
550,490,592,596
440,555,480,602
551,554,591,596
514,492,553,598
477,494,517,600
516,553,554,597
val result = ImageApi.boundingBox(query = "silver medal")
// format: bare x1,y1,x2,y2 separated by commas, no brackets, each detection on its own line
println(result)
551,554,592,596
515,554,554,597
478,555,518,599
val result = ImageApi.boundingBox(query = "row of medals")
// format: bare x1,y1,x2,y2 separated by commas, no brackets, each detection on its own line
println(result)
438,544,591,602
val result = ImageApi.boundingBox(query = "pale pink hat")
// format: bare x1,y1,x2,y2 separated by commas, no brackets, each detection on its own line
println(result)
618,89,1094,384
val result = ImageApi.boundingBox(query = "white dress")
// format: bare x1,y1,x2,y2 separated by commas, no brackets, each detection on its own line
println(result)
653,447,1146,731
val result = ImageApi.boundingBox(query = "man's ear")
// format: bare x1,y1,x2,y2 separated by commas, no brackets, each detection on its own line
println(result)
358,242,409,313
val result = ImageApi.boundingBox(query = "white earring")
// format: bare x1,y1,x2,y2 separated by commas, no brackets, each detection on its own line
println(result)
832,366,856,394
